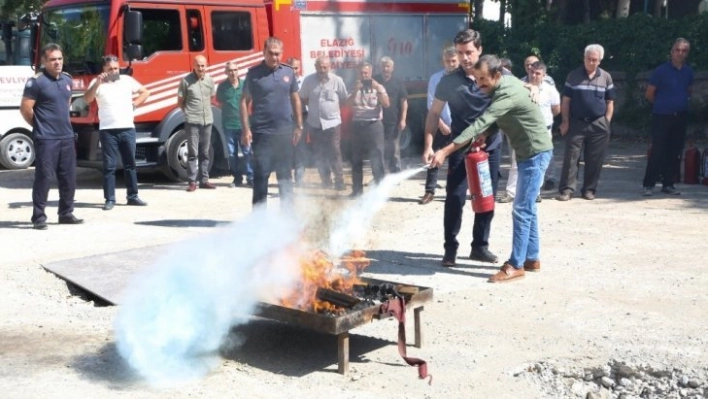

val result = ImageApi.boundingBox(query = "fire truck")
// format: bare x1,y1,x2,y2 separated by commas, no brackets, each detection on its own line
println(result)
31,0,470,181
0,17,35,169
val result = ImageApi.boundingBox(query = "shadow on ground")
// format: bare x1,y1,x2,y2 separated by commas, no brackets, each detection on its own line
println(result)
70,342,141,390
134,219,231,228
221,318,396,377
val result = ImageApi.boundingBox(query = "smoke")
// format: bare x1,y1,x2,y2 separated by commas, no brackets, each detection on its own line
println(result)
327,167,424,258
114,207,304,386
114,167,423,386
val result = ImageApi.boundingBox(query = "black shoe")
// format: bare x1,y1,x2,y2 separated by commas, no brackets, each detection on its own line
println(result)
334,182,346,191
542,179,555,191
246,179,254,187
470,247,499,263
33,221,48,230
127,197,148,206
536,195,542,203
58,215,84,225
103,201,115,211
442,250,457,267
232,178,243,187
348,191,362,198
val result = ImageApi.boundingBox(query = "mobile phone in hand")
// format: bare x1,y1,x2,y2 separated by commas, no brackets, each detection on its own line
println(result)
362,79,372,90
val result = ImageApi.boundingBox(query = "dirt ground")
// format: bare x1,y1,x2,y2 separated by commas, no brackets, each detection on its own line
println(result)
1,139,707,398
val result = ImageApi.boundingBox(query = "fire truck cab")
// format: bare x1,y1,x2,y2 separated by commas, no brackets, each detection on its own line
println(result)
33,0,469,181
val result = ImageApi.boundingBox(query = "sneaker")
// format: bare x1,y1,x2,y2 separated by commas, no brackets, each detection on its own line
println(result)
642,187,653,197
470,247,499,263
127,197,148,206
661,186,680,195
497,193,514,203
102,201,115,211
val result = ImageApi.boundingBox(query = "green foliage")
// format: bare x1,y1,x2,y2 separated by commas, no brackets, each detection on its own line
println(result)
476,12,708,132
1,0,45,19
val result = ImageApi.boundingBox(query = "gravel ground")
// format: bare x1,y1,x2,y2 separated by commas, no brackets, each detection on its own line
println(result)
1,139,708,398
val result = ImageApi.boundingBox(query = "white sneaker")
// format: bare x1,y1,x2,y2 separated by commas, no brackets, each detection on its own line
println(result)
642,187,653,196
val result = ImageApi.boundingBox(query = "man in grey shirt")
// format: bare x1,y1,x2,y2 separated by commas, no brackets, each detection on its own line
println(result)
177,55,217,191
299,56,348,190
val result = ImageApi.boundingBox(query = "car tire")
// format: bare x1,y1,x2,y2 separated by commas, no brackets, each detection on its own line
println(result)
0,132,35,170
162,128,215,182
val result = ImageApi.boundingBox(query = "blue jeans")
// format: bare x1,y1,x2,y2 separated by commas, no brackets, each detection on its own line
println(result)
100,128,138,202
225,128,253,182
508,150,552,268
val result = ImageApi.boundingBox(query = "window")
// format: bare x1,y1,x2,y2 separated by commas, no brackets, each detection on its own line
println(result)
133,8,182,58
186,9,204,52
211,11,253,51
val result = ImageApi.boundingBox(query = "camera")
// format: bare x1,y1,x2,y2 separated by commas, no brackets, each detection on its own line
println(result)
362,79,372,90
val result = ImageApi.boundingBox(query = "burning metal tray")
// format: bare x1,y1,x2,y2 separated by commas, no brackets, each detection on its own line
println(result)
254,277,433,374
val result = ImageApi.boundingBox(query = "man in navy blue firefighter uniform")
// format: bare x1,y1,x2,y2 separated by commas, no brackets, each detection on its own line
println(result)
20,43,83,230
423,29,502,267
240,37,303,208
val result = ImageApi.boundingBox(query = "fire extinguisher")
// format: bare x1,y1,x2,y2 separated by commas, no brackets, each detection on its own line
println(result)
683,145,700,184
702,148,708,186
464,150,495,213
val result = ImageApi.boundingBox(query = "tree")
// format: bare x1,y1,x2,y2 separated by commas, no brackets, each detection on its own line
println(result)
616,0,631,17
473,0,485,22
1,0,45,19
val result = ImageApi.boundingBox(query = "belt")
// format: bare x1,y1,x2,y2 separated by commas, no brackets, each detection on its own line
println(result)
574,116,603,123
654,111,687,117
352,119,380,124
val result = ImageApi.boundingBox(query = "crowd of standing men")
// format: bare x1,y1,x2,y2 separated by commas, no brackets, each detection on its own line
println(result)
21,32,694,284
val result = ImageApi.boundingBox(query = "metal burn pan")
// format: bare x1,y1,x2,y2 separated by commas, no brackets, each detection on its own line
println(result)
254,278,433,374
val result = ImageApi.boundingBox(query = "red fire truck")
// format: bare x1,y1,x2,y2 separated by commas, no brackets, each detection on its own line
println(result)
32,0,469,180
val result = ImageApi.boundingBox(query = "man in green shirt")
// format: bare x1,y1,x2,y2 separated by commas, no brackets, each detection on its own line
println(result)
430,55,553,284
217,61,253,187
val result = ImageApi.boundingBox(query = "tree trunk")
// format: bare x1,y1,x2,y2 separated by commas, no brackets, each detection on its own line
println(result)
583,0,591,22
473,0,485,22
616,0,631,17
555,0,568,23
654,0,663,17
499,0,507,24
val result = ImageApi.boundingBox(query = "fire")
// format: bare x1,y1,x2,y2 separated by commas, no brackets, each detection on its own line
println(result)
280,249,370,313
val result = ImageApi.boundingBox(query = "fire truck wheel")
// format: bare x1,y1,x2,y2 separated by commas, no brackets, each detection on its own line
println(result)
0,132,35,170
163,129,190,182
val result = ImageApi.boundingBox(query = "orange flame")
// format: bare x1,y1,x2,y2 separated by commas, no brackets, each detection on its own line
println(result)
279,249,370,313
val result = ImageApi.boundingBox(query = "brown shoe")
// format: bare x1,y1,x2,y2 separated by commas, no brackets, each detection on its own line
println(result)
186,182,197,192
488,263,525,283
523,259,540,272
419,192,434,205
199,181,217,189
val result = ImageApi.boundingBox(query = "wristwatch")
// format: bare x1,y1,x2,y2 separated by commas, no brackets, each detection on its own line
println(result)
297,125,304,130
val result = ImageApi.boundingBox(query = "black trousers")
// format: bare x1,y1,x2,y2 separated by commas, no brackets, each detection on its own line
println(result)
383,123,401,173
251,133,294,208
642,112,687,188
350,120,385,194
32,138,76,223
559,117,610,195
443,146,500,254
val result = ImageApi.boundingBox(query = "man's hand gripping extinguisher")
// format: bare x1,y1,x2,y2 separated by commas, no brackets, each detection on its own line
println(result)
464,141,495,213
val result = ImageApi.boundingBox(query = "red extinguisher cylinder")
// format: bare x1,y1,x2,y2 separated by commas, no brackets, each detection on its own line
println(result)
683,146,700,184
464,151,495,213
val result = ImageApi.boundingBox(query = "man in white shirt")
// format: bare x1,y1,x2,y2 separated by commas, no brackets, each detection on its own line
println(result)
83,55,150,210
299,56,348,190
420,47,458,204
527,61,560,188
